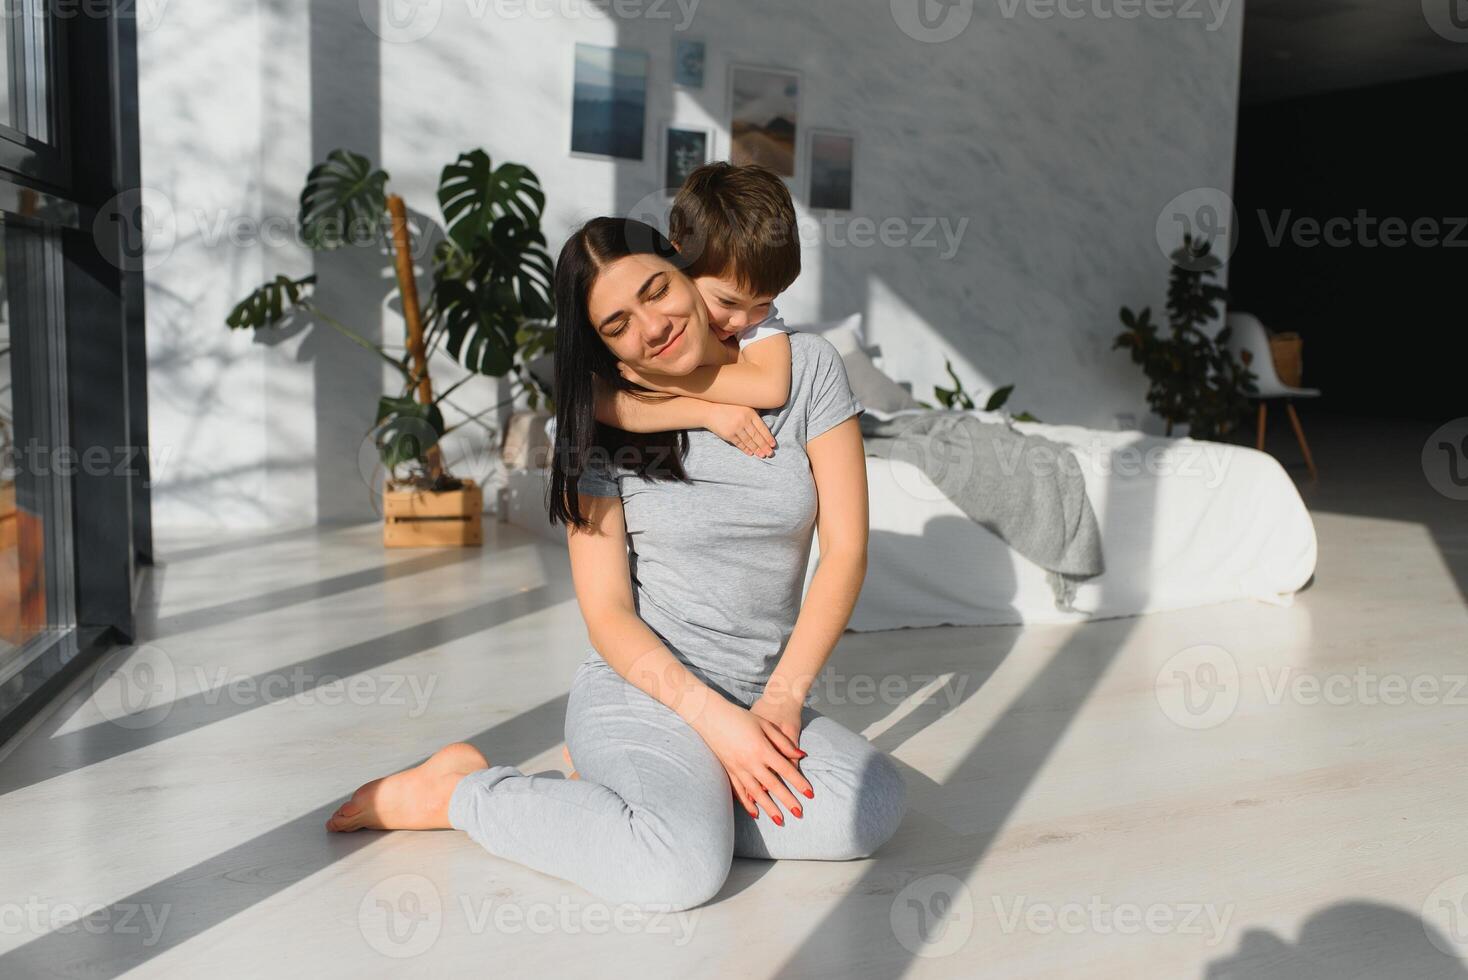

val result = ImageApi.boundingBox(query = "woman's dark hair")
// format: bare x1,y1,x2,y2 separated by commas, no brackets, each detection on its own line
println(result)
547,217,693,530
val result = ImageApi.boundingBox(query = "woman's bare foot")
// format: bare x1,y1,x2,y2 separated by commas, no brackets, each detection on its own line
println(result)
562,744,579,781
326,742,488,833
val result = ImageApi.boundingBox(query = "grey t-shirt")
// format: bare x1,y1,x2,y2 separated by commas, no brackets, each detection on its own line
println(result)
577,330,864,685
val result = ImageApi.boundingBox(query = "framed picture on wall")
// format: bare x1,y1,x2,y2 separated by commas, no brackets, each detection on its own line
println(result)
808,129,855,211
569,43,648,160
673,39,705,88
728,64,799,177
663,123,713,191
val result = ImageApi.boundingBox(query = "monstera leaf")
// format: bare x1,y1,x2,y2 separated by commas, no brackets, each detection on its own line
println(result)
299,149,389,251
434,279,516,376
226,274,317,330
374,395,446,471
438,150,545,252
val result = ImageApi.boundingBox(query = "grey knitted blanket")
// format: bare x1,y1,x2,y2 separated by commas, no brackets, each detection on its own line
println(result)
860,411,1104,610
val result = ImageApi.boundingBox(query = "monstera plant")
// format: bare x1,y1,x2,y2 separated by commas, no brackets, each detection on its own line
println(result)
227,148,556,491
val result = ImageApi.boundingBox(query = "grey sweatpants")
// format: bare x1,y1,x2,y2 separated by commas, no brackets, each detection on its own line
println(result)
448,652,907,911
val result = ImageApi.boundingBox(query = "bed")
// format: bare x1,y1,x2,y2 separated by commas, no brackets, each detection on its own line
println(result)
827,413,1316,630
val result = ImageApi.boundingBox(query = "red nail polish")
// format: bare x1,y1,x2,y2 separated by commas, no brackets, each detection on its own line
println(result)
792,805,802,818
772,813,784,826
802,788,814,799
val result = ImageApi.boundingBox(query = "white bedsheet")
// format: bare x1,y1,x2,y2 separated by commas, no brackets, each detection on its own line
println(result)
831,413,1317,630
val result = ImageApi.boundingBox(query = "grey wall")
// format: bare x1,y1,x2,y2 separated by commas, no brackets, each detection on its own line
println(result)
140,0,1244,529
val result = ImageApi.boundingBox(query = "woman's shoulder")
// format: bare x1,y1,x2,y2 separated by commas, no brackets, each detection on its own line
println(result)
786,329,843,378
782,330,864,439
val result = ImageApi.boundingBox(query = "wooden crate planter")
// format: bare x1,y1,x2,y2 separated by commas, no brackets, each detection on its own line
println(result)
383,480,483,548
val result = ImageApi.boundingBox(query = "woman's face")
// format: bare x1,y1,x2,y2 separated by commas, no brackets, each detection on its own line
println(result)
584,253,717,375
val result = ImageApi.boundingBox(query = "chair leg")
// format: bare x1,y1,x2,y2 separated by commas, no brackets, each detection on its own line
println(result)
1256,402,1268,452
1285,401,1318,481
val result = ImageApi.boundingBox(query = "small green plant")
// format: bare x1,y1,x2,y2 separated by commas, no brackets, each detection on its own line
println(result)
227,148,555,489
919,359,1039,421
1114,236,1256,439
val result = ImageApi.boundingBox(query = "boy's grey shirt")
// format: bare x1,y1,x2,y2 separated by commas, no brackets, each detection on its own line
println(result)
577,330,864,685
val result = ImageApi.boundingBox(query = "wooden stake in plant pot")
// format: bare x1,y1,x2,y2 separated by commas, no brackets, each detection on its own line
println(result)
382,193,482,548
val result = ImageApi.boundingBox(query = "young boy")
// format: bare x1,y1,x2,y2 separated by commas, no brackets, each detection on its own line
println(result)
593,162,799,458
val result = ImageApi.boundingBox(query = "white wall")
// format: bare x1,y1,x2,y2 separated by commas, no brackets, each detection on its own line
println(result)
140,0,1244,530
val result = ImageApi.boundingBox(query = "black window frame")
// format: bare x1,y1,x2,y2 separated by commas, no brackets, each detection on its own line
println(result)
0,2,147,746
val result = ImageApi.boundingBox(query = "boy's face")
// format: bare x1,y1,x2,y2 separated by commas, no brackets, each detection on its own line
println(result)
691,273,777,342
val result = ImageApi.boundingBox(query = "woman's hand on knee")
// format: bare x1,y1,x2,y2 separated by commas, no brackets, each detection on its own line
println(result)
750,691,805,760
694,699,815,825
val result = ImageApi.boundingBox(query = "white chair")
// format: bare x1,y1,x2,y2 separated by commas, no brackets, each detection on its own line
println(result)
1225,311,1320,481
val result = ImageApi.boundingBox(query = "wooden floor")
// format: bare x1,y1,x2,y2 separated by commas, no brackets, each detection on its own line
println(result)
1,417,1464,978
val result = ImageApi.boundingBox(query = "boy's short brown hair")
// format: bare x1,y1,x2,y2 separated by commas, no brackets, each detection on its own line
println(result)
668,162,800,297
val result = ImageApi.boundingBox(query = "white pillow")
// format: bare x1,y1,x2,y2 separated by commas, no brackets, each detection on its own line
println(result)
789,313,920,413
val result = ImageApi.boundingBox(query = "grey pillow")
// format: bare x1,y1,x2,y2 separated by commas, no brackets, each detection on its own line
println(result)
791,314,920,413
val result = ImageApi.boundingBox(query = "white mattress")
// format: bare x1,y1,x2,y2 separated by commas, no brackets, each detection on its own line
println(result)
830,413,1318,630
502,416,1318,631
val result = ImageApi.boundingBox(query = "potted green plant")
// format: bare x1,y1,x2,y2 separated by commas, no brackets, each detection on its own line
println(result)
1114,236,1256,439
226,148,556,545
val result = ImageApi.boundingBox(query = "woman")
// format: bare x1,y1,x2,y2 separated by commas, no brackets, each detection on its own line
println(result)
326,218,905,911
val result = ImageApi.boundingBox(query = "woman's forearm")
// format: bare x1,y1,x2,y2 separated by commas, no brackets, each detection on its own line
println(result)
766,547,867,704
595,388,713,433
588,609,727,732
